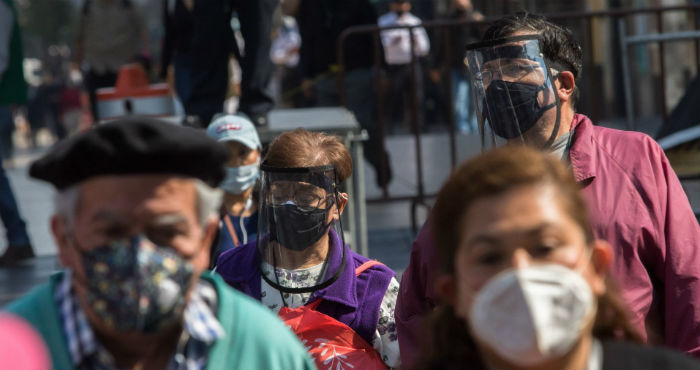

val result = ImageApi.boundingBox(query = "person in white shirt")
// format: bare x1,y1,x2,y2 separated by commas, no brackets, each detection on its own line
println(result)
269,15,306,108
378,0,430,132
378,0,430,65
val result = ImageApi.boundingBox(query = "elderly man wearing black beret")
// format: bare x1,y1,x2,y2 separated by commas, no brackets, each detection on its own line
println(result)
4,118,315,370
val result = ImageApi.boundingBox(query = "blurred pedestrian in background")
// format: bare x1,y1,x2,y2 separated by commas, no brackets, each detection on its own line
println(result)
414,146,698,370
232,0,279,126
57,71,84,136
396,13,700,364
448,0,482,133
378,0,430,133
161,0,234,127
206,114,262,263
0,0,34,266
270,14,305,108
26,70,66,146
5,118,315,370
297,0,393,188
74,0,149,122
217,129,401,369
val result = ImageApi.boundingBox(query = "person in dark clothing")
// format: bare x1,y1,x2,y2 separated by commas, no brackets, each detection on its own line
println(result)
0,0,33,265
297,0,393,187
447,0,482,133
161,0,234,127
426,0,482,133
26,71,67,145
74,0,147,122
162,0,278,128
233,0,278,126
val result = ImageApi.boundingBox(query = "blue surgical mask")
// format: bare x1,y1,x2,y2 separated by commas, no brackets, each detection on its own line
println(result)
220,163,259,194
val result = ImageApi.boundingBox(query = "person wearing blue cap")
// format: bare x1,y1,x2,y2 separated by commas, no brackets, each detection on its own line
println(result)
207,114,262,260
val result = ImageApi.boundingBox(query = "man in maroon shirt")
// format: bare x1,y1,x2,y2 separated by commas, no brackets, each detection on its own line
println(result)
396,13,700,366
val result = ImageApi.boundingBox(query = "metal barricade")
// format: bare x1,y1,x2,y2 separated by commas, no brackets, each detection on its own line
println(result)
333,5,700,231
330,5,700,230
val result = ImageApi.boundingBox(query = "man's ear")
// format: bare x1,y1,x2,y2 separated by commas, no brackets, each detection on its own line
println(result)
51,215,74,268
555,71,575,103
194,216,219,271
589,239,613,296
434,274,457,307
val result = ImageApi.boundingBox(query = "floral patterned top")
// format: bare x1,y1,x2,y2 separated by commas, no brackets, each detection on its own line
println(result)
260,262,401,368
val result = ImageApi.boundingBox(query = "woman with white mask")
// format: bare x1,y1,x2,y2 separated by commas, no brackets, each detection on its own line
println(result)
207,114,262,259
414,146,698,370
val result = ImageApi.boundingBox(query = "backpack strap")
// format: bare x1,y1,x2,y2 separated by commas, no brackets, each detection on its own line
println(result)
305,299,322,310
355,260,383,276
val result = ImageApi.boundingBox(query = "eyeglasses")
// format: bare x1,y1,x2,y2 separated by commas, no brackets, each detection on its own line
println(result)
474,62,543,85
269,182,335,212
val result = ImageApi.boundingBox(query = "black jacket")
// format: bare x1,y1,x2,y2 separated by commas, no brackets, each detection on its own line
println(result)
601,341,699,369
160,0,234,103
297,0,383,78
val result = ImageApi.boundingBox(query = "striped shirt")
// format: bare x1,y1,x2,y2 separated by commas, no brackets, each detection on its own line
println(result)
54,271,224,370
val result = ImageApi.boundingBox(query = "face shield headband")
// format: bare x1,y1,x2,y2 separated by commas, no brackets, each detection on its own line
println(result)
257,164,347,294
465,35,562,149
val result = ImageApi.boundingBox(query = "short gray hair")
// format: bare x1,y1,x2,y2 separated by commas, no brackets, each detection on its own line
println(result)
54,179,222,230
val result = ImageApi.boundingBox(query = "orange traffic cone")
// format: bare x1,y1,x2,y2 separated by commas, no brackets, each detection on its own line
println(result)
96,64,174,121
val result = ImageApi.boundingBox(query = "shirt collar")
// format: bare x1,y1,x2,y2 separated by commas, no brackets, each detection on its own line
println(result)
569,113,598,183
56,271,224,368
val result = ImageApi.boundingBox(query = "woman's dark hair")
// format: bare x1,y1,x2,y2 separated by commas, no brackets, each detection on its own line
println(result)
413,146,642,369
483,13,583,108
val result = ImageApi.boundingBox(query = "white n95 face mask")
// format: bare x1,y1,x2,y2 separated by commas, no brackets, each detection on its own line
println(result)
220,163,259,194
468,264,595,367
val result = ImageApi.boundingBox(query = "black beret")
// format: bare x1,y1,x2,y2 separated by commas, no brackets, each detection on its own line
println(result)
29,117,231,189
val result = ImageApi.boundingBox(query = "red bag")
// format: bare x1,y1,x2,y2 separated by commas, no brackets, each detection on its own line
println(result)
278,261,388,370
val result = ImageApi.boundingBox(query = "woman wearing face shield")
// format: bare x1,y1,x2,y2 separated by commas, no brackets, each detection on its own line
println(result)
216,129,401,369
206,114,262,260
413,146,698,370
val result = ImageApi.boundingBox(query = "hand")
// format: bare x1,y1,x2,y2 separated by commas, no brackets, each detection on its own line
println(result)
301,78,314,99
379,73,391,92
165,65,176,96
428,69,442,83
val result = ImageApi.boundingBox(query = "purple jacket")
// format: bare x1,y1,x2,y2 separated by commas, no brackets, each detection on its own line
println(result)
395,114,700,366
216,230,395,345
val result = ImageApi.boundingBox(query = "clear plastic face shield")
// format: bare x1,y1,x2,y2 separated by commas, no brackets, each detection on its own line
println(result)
465,36,562,149
257,164,347,293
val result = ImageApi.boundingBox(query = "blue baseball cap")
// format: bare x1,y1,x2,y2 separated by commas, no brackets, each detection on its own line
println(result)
206,114,262,150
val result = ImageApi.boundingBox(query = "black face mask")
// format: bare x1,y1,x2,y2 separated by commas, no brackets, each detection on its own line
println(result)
269,203,332,251
482,80,556,139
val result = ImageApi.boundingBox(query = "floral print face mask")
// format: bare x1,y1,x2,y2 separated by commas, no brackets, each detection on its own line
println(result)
78,235,194,333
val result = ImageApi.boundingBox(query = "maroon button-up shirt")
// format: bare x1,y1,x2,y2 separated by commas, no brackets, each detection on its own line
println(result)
396,114,700,366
